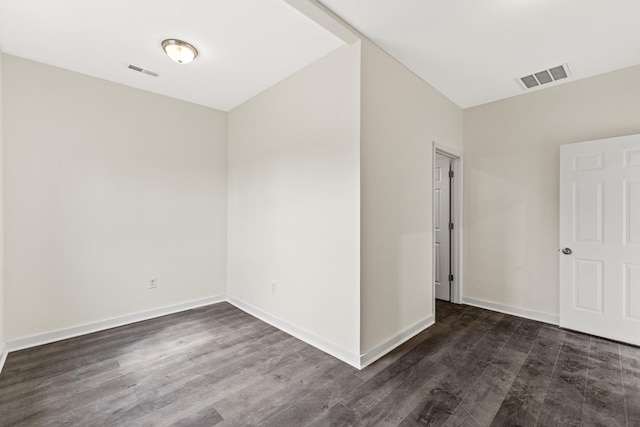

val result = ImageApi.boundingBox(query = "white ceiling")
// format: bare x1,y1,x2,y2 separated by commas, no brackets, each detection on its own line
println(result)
0,0,344,111
319,0,640,108
2,1,640,111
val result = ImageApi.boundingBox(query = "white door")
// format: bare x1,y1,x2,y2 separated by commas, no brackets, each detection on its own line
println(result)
560,134,640,346
434,156,451,301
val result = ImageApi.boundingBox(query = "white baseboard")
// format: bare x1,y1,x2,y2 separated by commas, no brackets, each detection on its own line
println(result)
359,315,435,369
2,294,438,373
462,297,559,325
227,295,361,369
0,341,7,374
6,295,225,353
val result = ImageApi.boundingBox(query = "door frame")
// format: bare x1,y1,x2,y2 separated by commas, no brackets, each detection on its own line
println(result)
433,143,463,309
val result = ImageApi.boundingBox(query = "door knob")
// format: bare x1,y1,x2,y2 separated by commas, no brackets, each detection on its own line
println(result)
561,248,572,255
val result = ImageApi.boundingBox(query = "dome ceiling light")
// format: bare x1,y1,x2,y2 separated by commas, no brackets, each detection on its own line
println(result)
161,39,198,64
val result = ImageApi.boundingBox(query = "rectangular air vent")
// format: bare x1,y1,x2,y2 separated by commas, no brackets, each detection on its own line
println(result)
127,64,159,77
517,64,570,90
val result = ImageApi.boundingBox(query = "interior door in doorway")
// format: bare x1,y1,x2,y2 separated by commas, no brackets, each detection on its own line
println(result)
560,134,640,346
435,155,451,301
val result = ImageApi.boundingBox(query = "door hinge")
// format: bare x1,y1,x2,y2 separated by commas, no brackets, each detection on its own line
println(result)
449,274,454,282
449,223,454,230
449,170,454,178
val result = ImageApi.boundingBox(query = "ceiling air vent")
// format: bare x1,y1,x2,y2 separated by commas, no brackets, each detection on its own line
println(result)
127,64,159,77
517,64,570,90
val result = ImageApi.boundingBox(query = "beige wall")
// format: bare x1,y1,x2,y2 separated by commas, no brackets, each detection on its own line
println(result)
227,44,362,357
3,55,228,341
463,65,640,319
0,51,4,351
360,39,463,354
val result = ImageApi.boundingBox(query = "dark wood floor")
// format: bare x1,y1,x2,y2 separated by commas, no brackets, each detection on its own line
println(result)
1,301,639,426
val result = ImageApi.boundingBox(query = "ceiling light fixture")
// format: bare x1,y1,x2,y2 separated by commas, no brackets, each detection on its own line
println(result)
161,39,198,64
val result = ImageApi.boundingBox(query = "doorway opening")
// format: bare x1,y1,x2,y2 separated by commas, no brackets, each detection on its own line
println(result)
433,144,462,313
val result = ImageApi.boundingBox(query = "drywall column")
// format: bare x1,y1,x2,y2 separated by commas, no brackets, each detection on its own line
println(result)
463,65,640,322
3,56,228,341
227,43,361,365
360,39,462,362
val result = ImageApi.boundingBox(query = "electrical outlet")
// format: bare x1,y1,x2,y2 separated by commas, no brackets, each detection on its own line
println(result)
149,278,157,289
271,283,276,294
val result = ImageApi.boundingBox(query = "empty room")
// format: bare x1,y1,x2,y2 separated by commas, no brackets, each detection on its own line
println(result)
0,0,639,426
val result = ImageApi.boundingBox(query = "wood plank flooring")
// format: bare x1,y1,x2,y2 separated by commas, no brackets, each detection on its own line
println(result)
1,301,639,426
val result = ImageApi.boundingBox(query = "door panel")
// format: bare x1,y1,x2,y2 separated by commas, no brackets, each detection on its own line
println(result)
574,181,603,243
434,156,451,301
434,188,442,233
625,264,640,320
434,242,441,284
560,134,640,346
625,149,640,166
625,180,640,244
573,259,603,313
574,153,604,171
